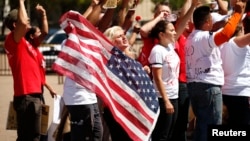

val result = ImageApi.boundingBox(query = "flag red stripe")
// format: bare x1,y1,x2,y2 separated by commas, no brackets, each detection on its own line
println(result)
65,35,155,124
57,46,151,125
58,47,152,133
53,62,144,140
54,10,160,141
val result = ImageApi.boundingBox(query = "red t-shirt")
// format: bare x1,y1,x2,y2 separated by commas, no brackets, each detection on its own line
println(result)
137,37,158,67
175,34,187,83
36,49,46,85
4,32,42,96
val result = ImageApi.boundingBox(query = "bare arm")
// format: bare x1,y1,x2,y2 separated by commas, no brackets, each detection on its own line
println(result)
44,82,57,98
140,12,166,38
36,4,48,43
234,33,250,48
122,10,135,33
128,23,140,46
83,0,100,17
175,0,198,39
216,0,228,15
97,8,115,32
86,4,102,26
152,67,174,114
14,0,30,43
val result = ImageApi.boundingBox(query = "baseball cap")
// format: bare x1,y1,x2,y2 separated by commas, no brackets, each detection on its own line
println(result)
211,12,229,24
4,9,18,30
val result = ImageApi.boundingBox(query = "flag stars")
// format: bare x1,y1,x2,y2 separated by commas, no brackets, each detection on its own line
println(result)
147,89,150,93
119,72,123,77
109,64,113,69
128,80,132,85
151,104,156,110
125,58,129,63
141,81,144,85
116,64,121,69
114,50,120,55
126,72,130,77
137,89,141,93
136,81,139,85
117,58,122,63
149,96,152,101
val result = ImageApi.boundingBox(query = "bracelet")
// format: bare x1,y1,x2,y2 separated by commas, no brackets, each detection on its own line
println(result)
133,27,140,34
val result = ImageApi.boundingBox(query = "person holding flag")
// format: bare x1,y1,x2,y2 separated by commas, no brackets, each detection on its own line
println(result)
53,9,160,141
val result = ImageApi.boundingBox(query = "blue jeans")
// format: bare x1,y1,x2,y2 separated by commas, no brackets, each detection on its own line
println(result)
67,103,103,141
187,82,222,141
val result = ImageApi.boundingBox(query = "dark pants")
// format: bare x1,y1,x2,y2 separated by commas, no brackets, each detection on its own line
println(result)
13,94,42,141
67,103,103,141
171,82,190,141
103,107,132,141
151,98,178,141
223,95,250,125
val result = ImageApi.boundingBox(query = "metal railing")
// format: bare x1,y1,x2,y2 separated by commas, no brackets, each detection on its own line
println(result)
0,40,143,85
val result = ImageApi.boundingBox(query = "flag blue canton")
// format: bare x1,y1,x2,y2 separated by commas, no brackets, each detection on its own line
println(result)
108,47,158,113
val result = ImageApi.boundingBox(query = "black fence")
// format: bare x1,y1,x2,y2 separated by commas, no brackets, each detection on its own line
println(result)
0,48,11,75
0,48,58,76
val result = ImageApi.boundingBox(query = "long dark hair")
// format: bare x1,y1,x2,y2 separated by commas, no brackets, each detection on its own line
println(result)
149,20,171,39
25,26,37,42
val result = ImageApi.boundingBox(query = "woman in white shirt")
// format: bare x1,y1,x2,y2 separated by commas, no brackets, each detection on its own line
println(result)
148,20,180,141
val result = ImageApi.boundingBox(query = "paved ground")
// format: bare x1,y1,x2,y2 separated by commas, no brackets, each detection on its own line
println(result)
0,74,64,141
0,74,195,141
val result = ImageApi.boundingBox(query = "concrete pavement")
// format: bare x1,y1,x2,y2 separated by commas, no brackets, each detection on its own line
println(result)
0,74,64,141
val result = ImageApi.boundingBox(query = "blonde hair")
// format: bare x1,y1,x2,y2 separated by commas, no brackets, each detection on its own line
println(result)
103,26,123,42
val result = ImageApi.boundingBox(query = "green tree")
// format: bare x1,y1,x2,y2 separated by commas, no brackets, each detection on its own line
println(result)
151,0,185,10
9,0,91,27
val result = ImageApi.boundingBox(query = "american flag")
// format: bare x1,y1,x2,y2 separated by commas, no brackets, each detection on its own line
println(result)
53,10,159,141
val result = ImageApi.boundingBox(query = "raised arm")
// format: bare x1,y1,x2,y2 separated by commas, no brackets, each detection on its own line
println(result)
14,0,30,43
140,12,166,38
234,33,250,47
214,1,246,46
216,0,229,15
36,4,48,43
175,0,199,39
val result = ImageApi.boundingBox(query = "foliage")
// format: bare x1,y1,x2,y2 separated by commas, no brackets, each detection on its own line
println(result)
150,0,185,10
8,0,91,27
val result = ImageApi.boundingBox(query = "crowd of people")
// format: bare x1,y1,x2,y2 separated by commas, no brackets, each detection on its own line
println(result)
3,0,250,141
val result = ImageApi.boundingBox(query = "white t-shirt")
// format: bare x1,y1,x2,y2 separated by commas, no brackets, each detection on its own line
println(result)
185,30,224,85
63,77,97,105
220,38,250,97
149,44,180,99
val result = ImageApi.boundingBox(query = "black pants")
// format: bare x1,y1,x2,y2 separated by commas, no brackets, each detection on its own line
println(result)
151,98,178,141
171,82,190,141
67,104,103,141
223,95,250,125
13,94,42,141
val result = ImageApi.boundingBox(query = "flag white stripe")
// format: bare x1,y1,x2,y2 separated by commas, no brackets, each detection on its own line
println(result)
68,33,157,117
55,57,148,140
60,45,153,128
